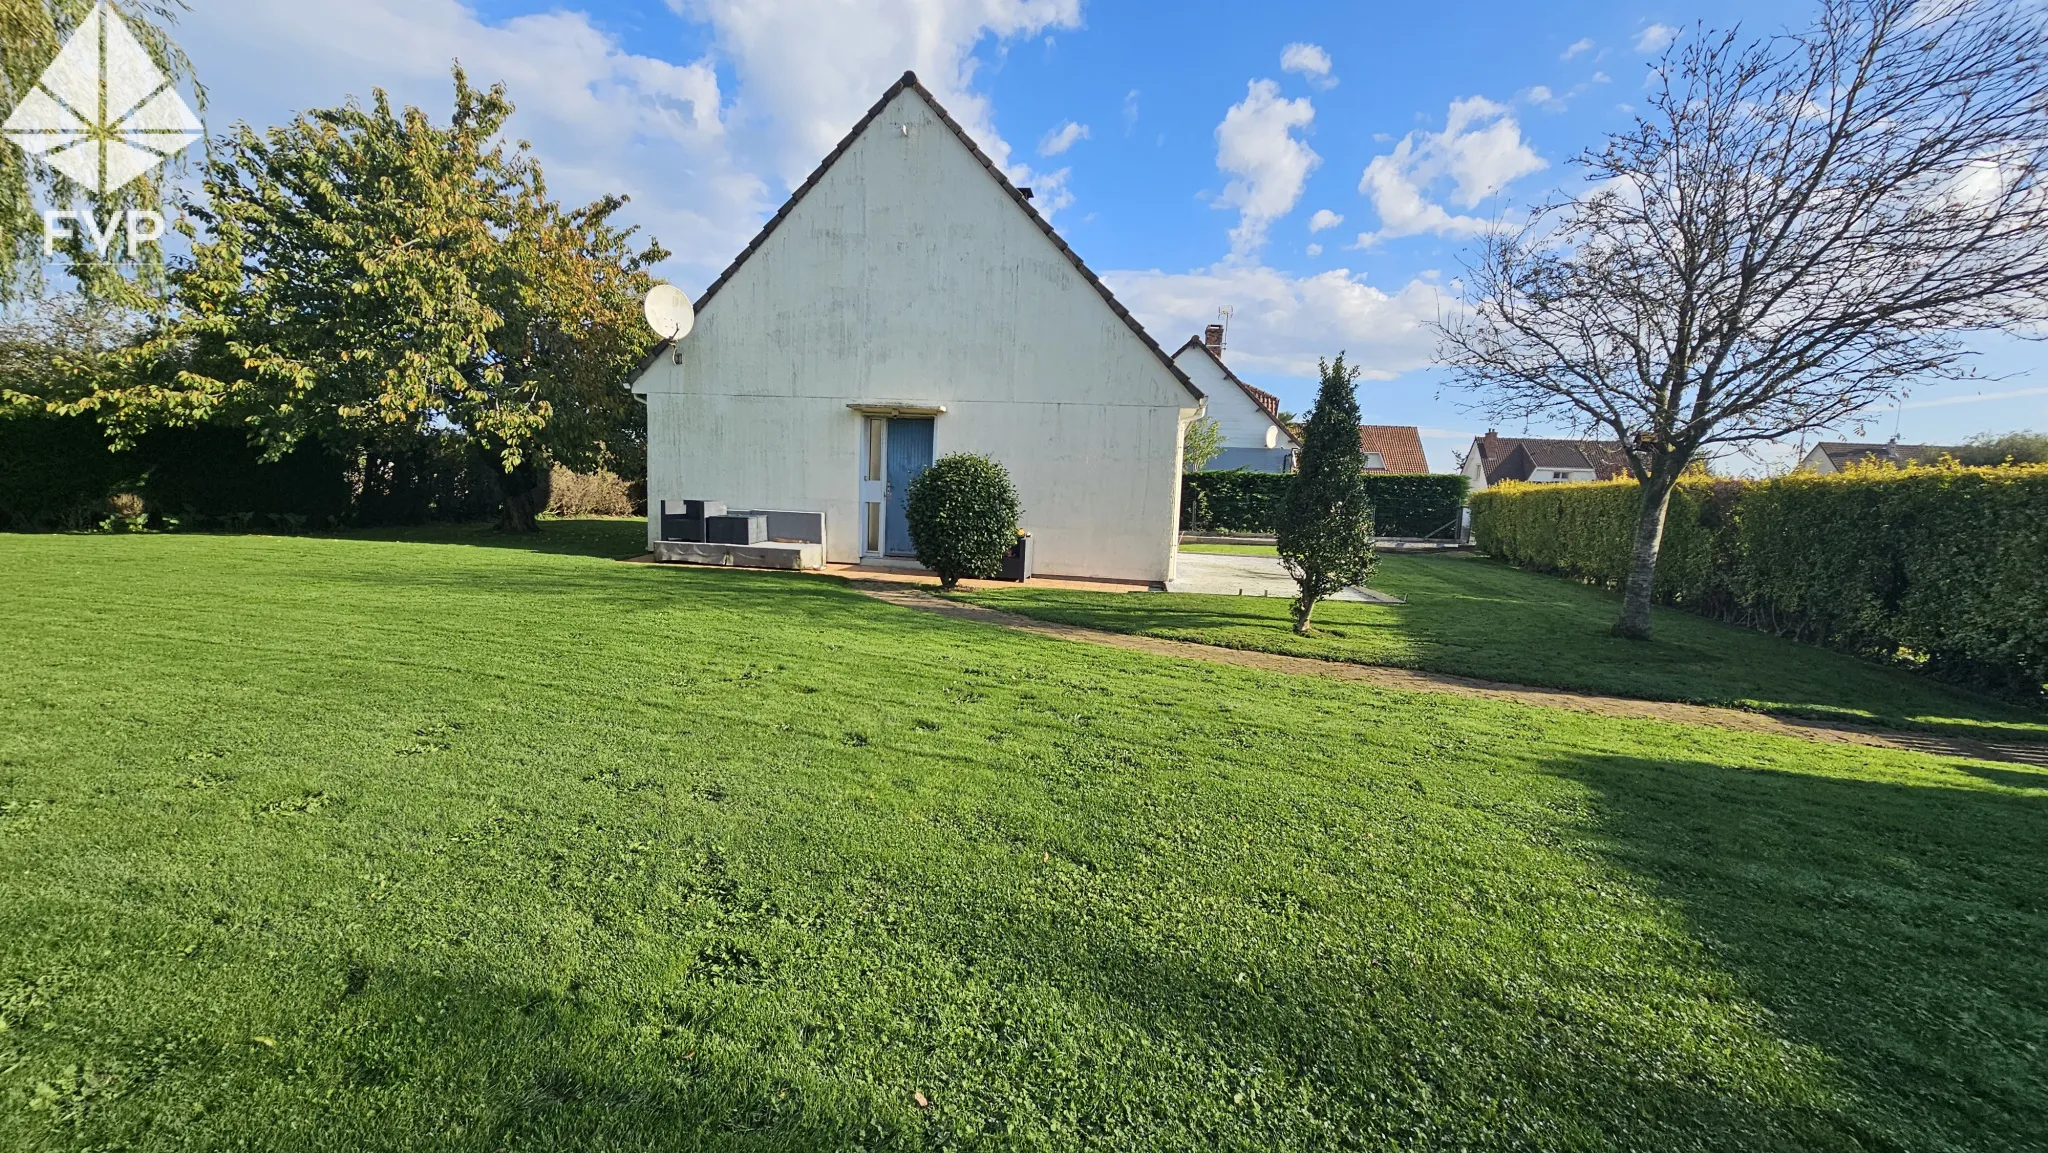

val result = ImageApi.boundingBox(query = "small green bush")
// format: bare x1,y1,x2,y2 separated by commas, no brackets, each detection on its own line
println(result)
905,453,1022,590
1470,465,2048,696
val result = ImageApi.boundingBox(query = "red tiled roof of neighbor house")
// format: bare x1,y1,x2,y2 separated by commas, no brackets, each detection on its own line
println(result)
1241,382,1283,422
1358,425,1429,473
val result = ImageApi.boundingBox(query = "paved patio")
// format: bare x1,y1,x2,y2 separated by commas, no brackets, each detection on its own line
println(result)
1165,551,1404,603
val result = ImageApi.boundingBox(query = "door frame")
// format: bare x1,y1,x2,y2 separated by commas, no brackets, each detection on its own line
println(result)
853,407,944,559
858,415,887,557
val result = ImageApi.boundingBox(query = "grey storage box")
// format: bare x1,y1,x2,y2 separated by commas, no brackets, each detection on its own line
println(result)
657,501,704,542
705,513,767,545
683,499,727,519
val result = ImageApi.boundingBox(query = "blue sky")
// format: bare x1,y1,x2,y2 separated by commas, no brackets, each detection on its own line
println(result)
168,0,2044,471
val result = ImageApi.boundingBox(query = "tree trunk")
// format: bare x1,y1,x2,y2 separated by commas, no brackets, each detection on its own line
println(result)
1291,591,1318,635
495,458,551,533
1613,471,1677,640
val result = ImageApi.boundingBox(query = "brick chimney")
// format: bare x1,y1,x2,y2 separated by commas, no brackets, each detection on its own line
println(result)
1203,324,1225,357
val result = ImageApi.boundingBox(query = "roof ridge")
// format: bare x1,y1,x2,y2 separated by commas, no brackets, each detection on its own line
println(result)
688,71,1202,402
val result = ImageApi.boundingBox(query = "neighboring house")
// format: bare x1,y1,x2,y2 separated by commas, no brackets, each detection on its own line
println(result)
627,73,1205,583
1463,430,1630,491
1171,327,1298,473
1358,425,1429,473
1797,440,1959,473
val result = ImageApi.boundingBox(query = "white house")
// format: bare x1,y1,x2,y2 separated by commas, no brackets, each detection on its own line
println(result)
628,73,1206,583
1171,329,1297,473
1462,431,1629,491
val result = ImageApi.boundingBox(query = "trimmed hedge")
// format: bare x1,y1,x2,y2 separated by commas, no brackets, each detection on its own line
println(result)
1183,470,1469,537
1182,469,1286,532
0,413,138,530
1470,467,2048,694
0,413,501,531
1363,473,1471,538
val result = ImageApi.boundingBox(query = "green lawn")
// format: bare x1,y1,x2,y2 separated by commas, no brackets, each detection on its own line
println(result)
962,550,2048,741
2,526,2044,1151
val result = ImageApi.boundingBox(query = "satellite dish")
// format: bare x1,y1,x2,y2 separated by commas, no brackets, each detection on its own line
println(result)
642,284,695,341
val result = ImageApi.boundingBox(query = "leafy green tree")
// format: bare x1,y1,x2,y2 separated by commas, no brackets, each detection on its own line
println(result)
1275,353,1375,635
1,0,202,306
99,68,664,529
1182,416,1222,472
1958,430,2048,467
905,452,1021,591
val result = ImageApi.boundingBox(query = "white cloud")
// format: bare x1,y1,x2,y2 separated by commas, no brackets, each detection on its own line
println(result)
1122,88,1139,131
176,0,1084,284
1215,78,1320,260
1561,37,1594,60
1307,208,1343,232
1356,95,1544,244
1305,242,1322,256
1017,164,1074,218
1105,263,1450,381
1634,23,1677,53
179,0,764,279
1037,119,1088,156
1901,385,2048,410
684,0,1080,185
1279,42,1336,89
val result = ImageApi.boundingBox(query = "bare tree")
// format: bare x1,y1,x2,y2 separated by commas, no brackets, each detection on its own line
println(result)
1439,0,2048,639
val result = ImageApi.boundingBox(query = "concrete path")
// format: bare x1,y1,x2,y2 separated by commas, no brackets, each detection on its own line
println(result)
1167,551,1404,604
849,581,2048,770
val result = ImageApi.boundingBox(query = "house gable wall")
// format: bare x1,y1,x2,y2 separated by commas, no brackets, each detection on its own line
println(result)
1172,345,1295,473
636,86,1198,581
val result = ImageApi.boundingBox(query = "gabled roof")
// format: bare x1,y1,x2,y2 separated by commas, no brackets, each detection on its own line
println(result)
668,71,1201,402
1471,433,1629,483
1810,441,1957,470
1171,336,1294,444
1357,425,1429,473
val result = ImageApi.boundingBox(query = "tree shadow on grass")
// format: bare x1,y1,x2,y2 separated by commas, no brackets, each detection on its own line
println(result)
73,962,925,1153
1550,751,2048,1151
967,585,2048,745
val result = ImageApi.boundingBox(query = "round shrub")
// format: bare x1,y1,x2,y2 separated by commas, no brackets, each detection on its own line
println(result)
905,453,1021,590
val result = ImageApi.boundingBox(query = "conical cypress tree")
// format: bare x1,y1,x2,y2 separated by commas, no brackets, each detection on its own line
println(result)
1275,352,1376,634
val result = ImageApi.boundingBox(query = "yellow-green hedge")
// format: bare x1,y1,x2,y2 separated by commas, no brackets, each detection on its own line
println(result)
1470,465,2048,694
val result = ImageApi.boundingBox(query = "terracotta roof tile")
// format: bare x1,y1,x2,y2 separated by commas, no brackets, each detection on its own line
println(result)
1358,425,1429,473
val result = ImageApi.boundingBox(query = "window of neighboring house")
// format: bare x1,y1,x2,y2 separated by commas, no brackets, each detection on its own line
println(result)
1363,451,1385,470
1550,471,1571,480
